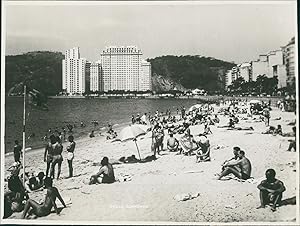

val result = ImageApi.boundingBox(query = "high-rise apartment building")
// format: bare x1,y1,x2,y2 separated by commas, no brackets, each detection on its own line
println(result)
62,47,87,95
284,37,295,87
140,60,152,91
90,62,103,92
100,46,151,91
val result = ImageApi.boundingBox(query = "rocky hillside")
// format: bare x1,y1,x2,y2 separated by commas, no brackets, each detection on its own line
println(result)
148,55,235,92
6,52,235,95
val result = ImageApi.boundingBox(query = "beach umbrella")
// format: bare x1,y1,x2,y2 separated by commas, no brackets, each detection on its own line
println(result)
188,104,202,112
119,124,148,160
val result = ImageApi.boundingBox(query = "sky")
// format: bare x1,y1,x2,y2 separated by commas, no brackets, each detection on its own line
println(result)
4,1,297,64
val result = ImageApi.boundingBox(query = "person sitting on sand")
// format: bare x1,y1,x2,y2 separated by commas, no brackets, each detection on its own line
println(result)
195,135,211,162
212,115,220,124
257,169,286,212
89,157,115,184
217,150,252,180
221,147,240,171
273,125,283,136
21,177,66,219
167,133,179,152
262,126,276,134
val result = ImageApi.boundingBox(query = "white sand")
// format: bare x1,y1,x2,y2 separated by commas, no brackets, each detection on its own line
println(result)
3,107,298,223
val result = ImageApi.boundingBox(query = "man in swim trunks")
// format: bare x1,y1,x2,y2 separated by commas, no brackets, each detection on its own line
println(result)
21,177,66,219
167,133,179,152
218,150,251,180
257,169,286,212
13,140,22,164
44,135,56,177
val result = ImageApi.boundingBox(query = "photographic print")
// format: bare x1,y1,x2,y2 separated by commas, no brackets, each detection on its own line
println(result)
1,0,298,224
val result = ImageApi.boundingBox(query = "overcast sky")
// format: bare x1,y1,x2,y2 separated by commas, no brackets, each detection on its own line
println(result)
4,1,296,63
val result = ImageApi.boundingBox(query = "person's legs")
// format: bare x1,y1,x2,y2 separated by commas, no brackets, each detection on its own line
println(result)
57,161,62,179
45,162,51,177
218,166,242,180
50,161,57,179
68,160,73,177
271,193,283,211
257,190,269,208
21,199,42,219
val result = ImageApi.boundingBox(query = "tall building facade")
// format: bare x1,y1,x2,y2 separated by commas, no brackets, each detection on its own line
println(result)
267,50,286,88
100,46,151,91
284,37,295,87
140,60,152,91
89,62,103,92
239,62,252,82
62,47,87,95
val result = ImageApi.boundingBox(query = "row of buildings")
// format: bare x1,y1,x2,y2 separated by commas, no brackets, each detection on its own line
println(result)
62,46,152,95
225,37,295,89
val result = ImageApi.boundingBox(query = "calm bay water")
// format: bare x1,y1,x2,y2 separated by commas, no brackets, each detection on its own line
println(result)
4,97,202,153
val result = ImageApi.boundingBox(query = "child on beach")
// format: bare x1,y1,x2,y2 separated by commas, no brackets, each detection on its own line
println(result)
21,177,66,219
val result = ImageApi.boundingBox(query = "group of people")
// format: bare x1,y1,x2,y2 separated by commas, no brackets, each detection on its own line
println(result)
5,98,295,219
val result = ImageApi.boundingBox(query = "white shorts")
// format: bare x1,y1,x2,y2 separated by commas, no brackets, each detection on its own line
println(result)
67,152,74,161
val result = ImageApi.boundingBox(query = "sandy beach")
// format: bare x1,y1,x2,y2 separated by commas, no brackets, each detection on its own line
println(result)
3,105,298,223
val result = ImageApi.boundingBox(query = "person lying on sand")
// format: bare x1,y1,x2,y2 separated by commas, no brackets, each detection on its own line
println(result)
21,177,66,219
227,126,254,131
167,133,179,152
262,126,276,134
89,157,115,184
257,169,286,212
217,118,235,128
217,150,251,180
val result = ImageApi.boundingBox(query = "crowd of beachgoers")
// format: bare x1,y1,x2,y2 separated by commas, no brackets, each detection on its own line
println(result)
3,98,297,221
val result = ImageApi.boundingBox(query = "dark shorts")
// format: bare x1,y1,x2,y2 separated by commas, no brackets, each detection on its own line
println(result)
241,172,250,180
14,153,20,162
46,155,53,164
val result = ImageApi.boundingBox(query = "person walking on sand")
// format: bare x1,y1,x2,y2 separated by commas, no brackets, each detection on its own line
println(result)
218,150,252,180
257,169,286,212
66,135,76,178
21,177,66,219
13,140,22,164
49,136,63,180
44,135,56,177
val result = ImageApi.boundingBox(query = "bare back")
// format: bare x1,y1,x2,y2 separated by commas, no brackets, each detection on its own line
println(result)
240,157,251,177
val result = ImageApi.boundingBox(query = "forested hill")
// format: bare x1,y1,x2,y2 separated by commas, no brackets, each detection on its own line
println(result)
6,52,236,95
148,55,235,92
5,51,64,96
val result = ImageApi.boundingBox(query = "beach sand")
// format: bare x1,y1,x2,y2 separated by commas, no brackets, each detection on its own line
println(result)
3,106,298,223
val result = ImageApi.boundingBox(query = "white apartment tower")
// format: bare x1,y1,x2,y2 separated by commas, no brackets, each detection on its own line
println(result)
140,60,152,91
90,62,103,92
100,46,151,91
62,47,86,95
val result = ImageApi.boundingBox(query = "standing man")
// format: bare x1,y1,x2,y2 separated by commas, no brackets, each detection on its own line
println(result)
263,106,270,126
13,140,22,164
44,135,55,177
257,169,286,212
66,135,76,178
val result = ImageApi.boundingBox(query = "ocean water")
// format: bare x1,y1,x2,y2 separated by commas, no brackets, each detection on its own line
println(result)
4,97,203,153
